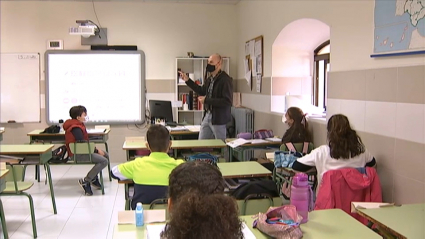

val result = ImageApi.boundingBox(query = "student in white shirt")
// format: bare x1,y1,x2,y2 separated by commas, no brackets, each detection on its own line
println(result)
292,114,376,186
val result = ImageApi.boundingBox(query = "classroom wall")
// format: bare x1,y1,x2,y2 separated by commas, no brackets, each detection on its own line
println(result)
0,1,238,162
235,0,425,204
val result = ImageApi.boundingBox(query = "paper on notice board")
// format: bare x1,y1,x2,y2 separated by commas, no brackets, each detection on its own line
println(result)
245,42,250,55
244,58,251,85
256,74,262,93
249,40,255,58
252,56,257,76
256,54,262,75
254,40,262,56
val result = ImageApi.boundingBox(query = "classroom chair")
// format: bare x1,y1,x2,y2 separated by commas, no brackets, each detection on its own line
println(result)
236,196,283,216
69,142,105,195
1,165,37,238
273,142,317,199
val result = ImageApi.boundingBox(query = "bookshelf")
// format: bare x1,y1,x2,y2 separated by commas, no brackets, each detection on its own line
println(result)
175,57,230,125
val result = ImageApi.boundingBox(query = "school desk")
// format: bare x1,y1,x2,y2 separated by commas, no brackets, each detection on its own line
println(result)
112,209,380,239
0,144,57,214
118,161,267,210
357,203,425,239
122,139,226,160
27,129,112,181
0,169,10,239
218,161,272,178
226,138,281,162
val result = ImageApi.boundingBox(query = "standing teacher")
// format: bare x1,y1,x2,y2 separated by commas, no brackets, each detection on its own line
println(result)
179,53,233,141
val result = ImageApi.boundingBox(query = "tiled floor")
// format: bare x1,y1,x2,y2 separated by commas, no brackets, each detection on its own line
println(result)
1,164,124,239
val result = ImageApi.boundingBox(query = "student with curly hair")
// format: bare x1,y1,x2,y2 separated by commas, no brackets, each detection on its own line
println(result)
292,114,376,186
161,161,243,239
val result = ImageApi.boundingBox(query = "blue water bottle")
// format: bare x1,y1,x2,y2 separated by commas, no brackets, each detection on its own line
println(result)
135,202,144,227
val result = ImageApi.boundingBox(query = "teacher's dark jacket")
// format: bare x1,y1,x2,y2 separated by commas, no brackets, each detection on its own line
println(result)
185,71,233,125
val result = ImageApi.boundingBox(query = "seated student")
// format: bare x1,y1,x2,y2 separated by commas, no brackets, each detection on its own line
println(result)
281,107,312,144
63,105,109,196
254,107,312,169
292,114,376,187
161,161,243,239
111,124,184,210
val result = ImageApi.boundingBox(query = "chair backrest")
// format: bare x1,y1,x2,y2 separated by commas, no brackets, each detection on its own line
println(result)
236,197,283,215
280,142,314,154
69,142,96,155
5,165,25,182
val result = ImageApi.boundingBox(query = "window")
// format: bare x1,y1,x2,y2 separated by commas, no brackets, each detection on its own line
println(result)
313,40,330,110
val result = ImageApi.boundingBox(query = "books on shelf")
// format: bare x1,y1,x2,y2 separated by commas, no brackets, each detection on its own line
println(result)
179,91,204,111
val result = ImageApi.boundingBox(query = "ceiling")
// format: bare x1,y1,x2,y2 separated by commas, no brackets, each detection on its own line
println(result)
9,0,243,4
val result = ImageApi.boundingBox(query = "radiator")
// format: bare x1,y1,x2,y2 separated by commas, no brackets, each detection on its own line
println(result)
231,107,254,161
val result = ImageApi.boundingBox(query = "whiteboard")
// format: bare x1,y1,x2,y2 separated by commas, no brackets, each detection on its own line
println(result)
45,50,145,124
0,53,40,123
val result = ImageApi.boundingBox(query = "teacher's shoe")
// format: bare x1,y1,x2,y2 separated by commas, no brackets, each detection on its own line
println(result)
78,179,93,196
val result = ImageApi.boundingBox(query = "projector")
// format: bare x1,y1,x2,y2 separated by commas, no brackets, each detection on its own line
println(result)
69,20,99,38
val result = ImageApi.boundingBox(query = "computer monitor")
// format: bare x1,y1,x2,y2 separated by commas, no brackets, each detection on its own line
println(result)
149,100,174,124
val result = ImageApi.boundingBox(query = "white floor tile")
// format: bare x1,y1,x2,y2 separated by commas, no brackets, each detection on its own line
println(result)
1,165,124,239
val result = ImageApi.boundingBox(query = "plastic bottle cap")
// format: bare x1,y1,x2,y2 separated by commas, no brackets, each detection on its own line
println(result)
136,202,142,210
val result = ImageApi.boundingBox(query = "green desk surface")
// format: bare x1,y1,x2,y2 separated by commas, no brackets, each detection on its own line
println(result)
217,162,272,178
357,203,425,239
0,144,54,154
27,129,110,136
112,210,379,239
0,169,9,179
242,209,381,239
123,139,226,150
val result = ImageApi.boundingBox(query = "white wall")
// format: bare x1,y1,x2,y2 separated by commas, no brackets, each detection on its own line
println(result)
236,0,425,78
1,1,238,80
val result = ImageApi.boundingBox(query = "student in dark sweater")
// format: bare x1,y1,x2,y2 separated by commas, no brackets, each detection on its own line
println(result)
63,105,108,196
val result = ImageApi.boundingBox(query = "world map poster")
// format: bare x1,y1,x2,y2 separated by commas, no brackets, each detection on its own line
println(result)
374,0,425,56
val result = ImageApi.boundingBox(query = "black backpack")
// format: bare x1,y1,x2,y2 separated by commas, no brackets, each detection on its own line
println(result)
42,125,60,134
49,145,70,164
230,180,279,200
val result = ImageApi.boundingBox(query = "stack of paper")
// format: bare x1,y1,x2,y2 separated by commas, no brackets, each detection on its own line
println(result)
185,125,201,132
265,137,281,142
226,138,249,148
248,139,268,144
87,129,106,133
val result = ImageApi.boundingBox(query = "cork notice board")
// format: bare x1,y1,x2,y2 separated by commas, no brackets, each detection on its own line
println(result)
244,36,263,92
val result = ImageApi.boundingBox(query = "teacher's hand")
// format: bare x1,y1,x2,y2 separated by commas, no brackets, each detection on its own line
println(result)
178,71,189,82
198,96,205,104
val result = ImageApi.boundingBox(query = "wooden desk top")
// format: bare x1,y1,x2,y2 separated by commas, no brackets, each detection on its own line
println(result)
218,162,272,178
357,203,425,239
0,144,54,154
0,169,9,179
112,209,379,239
27,129,111,136
123,139,226,150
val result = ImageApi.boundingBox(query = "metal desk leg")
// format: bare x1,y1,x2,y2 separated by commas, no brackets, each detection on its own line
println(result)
0,199,9,239
174,149,178,158
104,142,112,181
124,184,130,210
126,150,130,162
35,165,40,182
44,164,57,214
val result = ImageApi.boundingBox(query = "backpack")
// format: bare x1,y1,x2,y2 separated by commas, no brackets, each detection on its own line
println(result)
186,153,218,167
274,142,310,168
42,125,60,134
48,145,70,164
253,129,274,139
231,180,279,200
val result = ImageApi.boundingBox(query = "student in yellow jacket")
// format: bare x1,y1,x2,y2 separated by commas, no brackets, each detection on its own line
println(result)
111,125,184,210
